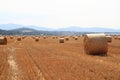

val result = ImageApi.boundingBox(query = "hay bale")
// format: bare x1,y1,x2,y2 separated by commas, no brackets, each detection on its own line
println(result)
22,36,27,39
106,36,112,42
56,37,58,39
35,37,39,42
32,36,35,39
17,36,21,41
22,36,25,39
0,36,7,45
59,38,64,43
74,36,78,40
43,36,46,39
65,37,69,41
52,36,55,39
10,36,14,39
84,33,108,55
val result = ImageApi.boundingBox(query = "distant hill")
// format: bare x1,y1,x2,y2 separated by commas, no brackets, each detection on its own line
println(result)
8,27,41,35
0,24,53,31
10,27,38,32
0,29,6,35
0,24,119,32
57,26,120,32
0,29,6,32
0,27,120,35
26,26,53,31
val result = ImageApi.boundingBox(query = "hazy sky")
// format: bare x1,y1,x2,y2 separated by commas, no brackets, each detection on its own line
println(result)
0,0,120,29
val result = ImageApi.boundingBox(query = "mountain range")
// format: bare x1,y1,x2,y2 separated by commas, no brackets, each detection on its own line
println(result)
0,24,53,31
0,24,119,32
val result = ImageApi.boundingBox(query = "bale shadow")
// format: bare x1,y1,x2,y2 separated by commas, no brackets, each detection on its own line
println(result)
91,53,107,57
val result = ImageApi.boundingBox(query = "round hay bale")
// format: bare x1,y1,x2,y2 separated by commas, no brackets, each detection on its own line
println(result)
43,36,46,39
17,36,21,41
10,36,14,39
32,36,35,39
52,36,55,39
0,36,7,45
106,36,112,43
84,33,108,55
35,37,39,42
22,36,25,39
74,36,78,40
65,37,69,41
56,37,58,39
22,36,27,39
59,38,64,43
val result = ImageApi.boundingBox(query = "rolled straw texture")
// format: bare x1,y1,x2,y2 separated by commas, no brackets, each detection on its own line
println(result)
84,33,108,55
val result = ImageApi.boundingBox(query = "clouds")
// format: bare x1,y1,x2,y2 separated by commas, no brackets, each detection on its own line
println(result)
0,0,119,29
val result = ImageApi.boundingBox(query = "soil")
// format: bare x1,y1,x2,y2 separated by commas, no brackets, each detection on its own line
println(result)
0,36,120,80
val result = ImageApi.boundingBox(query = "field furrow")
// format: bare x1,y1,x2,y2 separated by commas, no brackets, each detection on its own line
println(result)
0,36,120,80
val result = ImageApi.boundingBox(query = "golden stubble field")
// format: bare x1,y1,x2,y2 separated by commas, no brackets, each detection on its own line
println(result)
0,36,120,80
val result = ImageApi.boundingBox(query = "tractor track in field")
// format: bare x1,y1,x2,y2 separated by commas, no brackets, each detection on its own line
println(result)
6,47,21,80
0,45,8,80
3,40,21,80
7,38,46,80
24,44,46,80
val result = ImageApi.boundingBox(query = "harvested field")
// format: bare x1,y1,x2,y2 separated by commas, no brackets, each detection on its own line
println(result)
0,36,120,80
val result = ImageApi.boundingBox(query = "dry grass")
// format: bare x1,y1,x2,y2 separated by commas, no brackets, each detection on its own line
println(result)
0,35,120,80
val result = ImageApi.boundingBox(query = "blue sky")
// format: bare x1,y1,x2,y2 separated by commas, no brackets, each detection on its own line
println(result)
0,0,120,29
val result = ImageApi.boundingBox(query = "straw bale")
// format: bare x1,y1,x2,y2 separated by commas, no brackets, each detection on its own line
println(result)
17,36,21,41
0,36,7,45
106,36,112,42
35,37,39,41
10,36,14,39
59,38,64,43
65,37,69,41
84,33,108,55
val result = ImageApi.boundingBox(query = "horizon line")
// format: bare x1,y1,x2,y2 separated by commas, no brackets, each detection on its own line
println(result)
0,23,120,30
